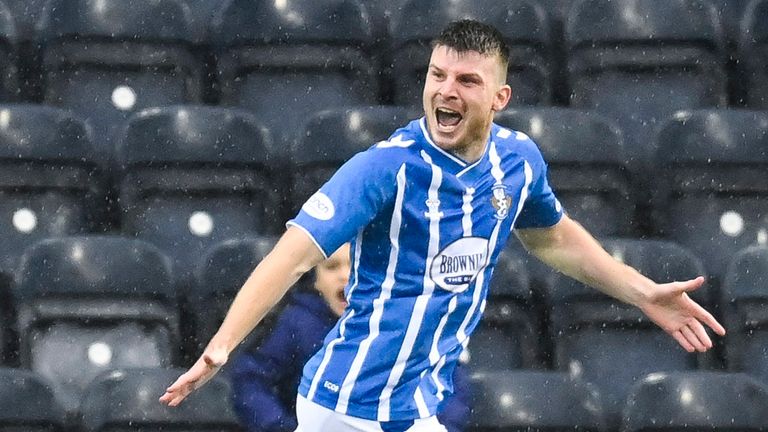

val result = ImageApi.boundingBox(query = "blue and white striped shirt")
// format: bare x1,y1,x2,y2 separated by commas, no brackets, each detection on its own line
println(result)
287,117,563,422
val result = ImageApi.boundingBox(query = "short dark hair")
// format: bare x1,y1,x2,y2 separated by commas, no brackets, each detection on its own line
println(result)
431,19,510,68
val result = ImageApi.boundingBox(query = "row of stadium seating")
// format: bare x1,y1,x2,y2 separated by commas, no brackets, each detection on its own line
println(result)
0,103,764,288
0,0,764,157
0,234,767,428
3,367,768,431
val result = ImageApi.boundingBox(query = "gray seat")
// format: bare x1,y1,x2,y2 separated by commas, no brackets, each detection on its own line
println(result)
0,367,65,431
739,0,768,108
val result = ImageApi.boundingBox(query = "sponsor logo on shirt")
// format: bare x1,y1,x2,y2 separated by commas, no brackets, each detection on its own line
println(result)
490,184,512,220
302,192,335,221
430,237,489,293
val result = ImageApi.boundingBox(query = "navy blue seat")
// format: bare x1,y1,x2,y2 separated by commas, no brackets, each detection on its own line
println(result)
548,238,711,429
80,368,240,432
0,367,65,431
290,106,417,213
193,236,277,357
465,247,546,372
391,0,554,107
566,0,727,171
117,105,278,283
38,0,202,164
622,372,768,432
0,1,17,101
495,108,633,237
654,109,768,282
0,105,105,274
722,246,768,384
470,370,606,431
739,0,768,108
14,236,179,414
212,0,379,148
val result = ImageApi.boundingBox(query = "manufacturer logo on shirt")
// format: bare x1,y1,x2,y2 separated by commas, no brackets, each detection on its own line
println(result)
302,192,335,221
430,237,489,293
490,184,513,220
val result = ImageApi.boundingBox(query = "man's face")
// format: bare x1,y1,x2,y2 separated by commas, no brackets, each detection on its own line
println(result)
423,45,511,158
315,243,351,317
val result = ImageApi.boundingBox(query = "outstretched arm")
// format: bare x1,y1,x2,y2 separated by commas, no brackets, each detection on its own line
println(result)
159,226,326,406
515,214,725,352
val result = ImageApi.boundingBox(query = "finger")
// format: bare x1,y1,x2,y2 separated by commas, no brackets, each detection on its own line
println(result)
689,319,713,350
681,325,706,352
672,330,695,352
676,276,705,293
687,299,726,336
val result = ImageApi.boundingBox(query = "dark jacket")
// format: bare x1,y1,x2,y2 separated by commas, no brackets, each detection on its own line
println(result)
228,290,471,432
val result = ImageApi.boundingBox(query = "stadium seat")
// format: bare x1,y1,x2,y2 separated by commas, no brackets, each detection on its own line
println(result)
116,105,278,284
0,272,13,365
739,0,768,108
495,108,634,237
212,0,380,148
566,0,727,171
390,0,554,107
547,238,711,429
80,368,241,432
37,0,202,164
469,370,606,431
193,236,277,357
654,109,768,282
0,1,17,101
14,236,179,414
0,367,66,431
722,246,768,384
0,105,105,274
290,106,418,214
622,371,768,431
710,0,754,44
465,247,546,372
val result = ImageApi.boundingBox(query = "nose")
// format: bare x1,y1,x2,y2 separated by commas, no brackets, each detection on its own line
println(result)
437,76,459,99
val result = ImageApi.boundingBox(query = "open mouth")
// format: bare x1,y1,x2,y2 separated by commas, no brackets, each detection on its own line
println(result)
436,107,463,129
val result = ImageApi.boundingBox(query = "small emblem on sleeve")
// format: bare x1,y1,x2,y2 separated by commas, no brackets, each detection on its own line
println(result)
302,192,335,221
490,184,513,220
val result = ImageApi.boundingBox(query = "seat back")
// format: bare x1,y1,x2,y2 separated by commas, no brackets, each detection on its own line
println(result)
496,108,633,237
193,236,277,356
290,106,418,214
621,372,768,432
566,0,727,170
391,0,553,106
470,370,606,431
0,368,65,431
0,1,17,102
548,238,709,428
739,0,768,108
722,246,768,384
14,235,178,414
0,105,104,274
117,105,278,280
38,0,201,164
655,109,768,281
212,0,379,148
80,368,240,432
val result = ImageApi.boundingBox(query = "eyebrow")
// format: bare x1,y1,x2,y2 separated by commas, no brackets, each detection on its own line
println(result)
428,64,484,82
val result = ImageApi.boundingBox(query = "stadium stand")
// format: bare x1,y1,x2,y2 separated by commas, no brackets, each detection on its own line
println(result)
13,236,179,414
0,1,18,102
469,370,606,431
80,368,241,431
390,0,554,107
290,106,418,214
0,367,66,431
566,0,728,172
738,0,768,108
495,108,634,238
722,246,768,384
547,238,712,429
621,371,768,431
116,105,278,286
654,109,768,283
464,247,546,372
37,0,202,165
0,105,106,274
193,236,277,358
211,0,380,149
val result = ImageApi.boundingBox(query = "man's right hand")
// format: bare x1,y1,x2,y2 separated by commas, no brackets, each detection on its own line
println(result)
159,346,228,407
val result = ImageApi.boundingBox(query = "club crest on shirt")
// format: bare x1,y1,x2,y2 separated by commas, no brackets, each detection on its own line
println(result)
490,184,512,220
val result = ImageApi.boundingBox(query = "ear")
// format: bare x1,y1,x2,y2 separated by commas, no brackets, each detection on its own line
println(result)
492,84,512,112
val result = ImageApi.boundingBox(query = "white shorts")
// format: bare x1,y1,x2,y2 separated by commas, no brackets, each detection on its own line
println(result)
294,395,447,432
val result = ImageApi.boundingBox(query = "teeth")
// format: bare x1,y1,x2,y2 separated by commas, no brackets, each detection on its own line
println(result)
437,108,459,114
